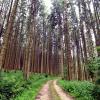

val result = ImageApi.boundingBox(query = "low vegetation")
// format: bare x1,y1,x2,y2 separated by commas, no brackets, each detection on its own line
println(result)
58,80,95,100
0,71,53,100
87,57,100,100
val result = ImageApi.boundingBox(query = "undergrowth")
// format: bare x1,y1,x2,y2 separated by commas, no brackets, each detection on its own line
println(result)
0,71,54,100
58,80,95,100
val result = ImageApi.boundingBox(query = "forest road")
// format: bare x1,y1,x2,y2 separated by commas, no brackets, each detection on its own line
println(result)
35,80,74,100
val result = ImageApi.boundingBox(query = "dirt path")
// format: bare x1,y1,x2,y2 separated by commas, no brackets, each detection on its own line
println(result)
53,80,74,100
35,81,51,100
35,80,74,100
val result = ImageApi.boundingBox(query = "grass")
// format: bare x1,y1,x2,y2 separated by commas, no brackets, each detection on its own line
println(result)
49,80,61,100
0,70,55,100
15,74,54,100
58,80,95,100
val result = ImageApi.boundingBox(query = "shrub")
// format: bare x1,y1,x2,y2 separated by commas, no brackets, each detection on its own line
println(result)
58,80,95,100
92,85,100,100
0,71,25,100
92,57,100,100
0,71,54,100
86,57,100,81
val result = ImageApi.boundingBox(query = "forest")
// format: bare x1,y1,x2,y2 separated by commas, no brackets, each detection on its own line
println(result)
0,0,100,100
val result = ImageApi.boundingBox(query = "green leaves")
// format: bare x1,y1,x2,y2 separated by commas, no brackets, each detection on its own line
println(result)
86,57,100,79
0,71,25,100
58,80,95,100
92,85,100,100
0,71,54,100
96,46,100,52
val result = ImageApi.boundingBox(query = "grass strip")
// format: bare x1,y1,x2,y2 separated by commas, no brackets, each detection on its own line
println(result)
49,80,61,100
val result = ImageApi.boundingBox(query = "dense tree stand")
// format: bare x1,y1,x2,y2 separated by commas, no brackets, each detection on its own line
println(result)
0,0,100,80
0,0,100,100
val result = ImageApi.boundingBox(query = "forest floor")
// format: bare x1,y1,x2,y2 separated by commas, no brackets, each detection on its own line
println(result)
35,80,74,100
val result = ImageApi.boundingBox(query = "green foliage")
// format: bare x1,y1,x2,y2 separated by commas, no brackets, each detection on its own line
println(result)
92,85,100,100
0,71,54,100
96,46,100,52
15,73,54,100
91,57,100,100
58,80,95,100
86,57,100,79
0,71,25,100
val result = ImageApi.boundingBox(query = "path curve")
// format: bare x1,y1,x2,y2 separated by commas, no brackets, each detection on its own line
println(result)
53,80,74,100
35,80,74,100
